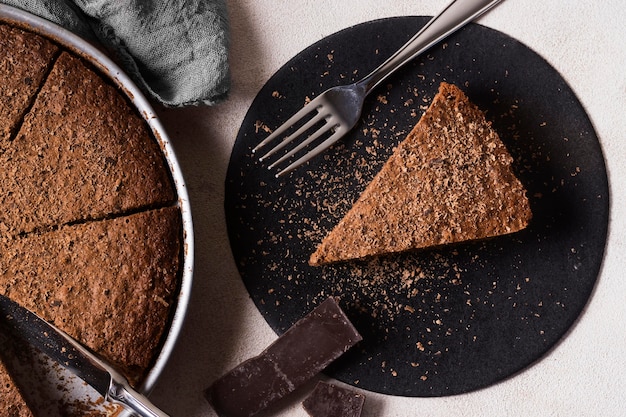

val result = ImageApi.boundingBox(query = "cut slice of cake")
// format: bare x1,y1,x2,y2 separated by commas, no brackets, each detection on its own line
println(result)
0,206,182,385
309,82,531,266
0,24,58,144
0,51,176,235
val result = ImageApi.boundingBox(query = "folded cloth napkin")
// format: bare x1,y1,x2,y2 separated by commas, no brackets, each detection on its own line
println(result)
2,0,230,107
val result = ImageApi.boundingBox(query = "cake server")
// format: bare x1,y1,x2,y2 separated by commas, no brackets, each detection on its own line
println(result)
0,294,169,417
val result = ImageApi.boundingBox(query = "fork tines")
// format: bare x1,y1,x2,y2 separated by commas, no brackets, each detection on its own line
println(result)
253,97,344,177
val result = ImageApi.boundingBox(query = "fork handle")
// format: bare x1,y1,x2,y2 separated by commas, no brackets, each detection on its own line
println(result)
358,0,504,93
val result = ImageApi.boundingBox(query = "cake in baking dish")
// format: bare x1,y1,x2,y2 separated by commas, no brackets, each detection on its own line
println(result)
0,207,181,384
0,24,58,144
0,22,182,414
310,82,531,266
0,50,176,235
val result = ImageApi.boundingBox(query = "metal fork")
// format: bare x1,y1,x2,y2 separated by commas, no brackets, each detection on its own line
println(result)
253,0,505,177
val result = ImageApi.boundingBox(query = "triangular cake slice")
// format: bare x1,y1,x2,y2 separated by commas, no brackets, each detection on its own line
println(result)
0,207,181,385
0,361,33,417
309,82,531,266
0,24,58,144
0,52,175,236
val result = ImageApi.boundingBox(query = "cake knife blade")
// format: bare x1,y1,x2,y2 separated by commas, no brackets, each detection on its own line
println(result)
0,293,169,417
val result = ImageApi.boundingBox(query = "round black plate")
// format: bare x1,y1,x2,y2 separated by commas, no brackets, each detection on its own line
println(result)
224,17,608,397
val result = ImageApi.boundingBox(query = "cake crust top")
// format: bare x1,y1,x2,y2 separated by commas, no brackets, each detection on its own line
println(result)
310,82,531,266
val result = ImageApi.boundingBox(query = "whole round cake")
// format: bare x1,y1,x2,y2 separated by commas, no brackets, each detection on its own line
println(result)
0,21,183,416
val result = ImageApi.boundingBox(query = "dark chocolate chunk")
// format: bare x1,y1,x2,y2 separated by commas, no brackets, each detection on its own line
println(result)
302,381,365,417
205,297,362,417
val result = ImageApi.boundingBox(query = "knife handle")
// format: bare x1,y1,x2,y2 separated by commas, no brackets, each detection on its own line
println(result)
109,379,170,417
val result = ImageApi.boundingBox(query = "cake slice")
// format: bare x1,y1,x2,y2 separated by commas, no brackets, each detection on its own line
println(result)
0,51,176,236
0,24,58,144
0,361,33,417
309,82,531,266
0,206,182,385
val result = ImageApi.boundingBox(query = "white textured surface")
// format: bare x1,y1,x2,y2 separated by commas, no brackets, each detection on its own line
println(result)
149,1,626,416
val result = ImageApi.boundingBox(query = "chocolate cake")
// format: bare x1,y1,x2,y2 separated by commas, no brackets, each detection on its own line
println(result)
0,21,182,415
310,82,531,266
0,51,176,235
0,207,181,384
0,24,58,144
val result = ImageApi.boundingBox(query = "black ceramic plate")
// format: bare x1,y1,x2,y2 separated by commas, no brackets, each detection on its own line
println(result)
224,17,608,397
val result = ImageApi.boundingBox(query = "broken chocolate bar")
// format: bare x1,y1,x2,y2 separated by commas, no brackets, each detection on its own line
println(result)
205,297,362,417
302,381,365,417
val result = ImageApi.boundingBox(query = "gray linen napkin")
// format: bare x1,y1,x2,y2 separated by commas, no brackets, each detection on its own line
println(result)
2,0,230,107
